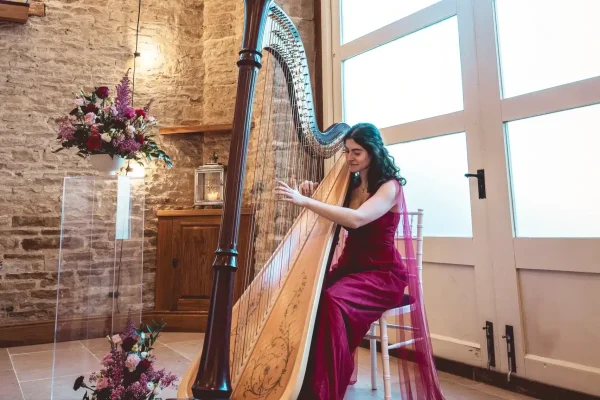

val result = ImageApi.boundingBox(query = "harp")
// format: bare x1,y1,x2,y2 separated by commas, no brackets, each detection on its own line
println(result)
176,1,351,399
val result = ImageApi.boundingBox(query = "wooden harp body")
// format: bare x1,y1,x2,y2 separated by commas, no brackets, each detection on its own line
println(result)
177,1,350,399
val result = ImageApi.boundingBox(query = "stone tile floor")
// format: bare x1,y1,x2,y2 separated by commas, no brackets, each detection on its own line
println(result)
0,332,536,399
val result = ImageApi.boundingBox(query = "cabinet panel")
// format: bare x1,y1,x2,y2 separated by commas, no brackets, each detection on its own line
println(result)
156,210,254,318
172,217,221,312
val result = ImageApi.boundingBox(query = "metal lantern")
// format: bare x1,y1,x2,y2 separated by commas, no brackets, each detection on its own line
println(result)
194,152,226,207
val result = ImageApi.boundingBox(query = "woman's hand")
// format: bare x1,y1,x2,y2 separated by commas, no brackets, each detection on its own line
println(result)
299,180,318,197
274,181,308,207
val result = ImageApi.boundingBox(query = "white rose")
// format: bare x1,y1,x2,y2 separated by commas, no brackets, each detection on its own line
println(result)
74,98,85,106
141,351,148,359
101,133,111,143
127,125,136,136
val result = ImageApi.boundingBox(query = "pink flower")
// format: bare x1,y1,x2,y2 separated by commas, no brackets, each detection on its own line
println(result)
118,138,142,154
125,354,141,372
57,117,75,141
111,386,125,400
84,112,96,126
74,98,85,106
123,107,136,119
96,378,109,390
111,334,122,345
101,352,113,367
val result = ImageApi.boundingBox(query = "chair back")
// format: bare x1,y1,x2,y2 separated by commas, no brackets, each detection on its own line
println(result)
395,209,424,290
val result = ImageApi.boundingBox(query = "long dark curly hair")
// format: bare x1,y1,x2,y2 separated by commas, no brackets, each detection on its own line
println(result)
344,122,406,193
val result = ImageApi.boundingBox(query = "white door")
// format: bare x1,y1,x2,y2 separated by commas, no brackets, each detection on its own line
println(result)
324,0,500,370
324,0,600,395
473,0,600,395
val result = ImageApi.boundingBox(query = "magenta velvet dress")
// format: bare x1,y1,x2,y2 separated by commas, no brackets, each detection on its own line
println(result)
298,180,407,400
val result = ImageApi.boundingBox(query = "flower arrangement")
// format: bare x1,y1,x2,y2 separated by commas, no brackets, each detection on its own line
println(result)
73,313,178,400
55,71,172,168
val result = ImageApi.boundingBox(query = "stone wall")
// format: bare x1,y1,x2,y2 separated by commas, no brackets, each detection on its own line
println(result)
0,0,316,326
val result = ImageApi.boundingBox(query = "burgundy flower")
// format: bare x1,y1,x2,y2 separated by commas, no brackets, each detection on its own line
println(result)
135,134,144,144
95,86,110,99
82,104,99,114
134,109,146,119
73,375,85,391
121,336,137,352
96,387,111,400
87,134,102,150
91,124,101,136
136,359,151,374
112,119,126,130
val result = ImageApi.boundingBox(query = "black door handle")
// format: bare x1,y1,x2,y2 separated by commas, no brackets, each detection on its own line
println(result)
465,169,486,199
172,258,178,268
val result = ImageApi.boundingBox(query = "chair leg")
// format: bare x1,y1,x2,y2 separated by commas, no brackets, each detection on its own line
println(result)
369,323,377,390
380,317,392,400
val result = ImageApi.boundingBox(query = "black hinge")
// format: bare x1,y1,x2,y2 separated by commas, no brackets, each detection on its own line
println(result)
503,325,517,380
483,321,496,368
465,169,486,199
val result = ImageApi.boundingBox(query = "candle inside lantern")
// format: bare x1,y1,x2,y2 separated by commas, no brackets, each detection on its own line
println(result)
206,191,219,201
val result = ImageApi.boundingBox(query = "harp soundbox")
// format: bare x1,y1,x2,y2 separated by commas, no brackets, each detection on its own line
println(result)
175,1,351,399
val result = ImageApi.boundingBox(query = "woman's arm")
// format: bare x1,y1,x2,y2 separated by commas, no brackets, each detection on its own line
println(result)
274,180,398,229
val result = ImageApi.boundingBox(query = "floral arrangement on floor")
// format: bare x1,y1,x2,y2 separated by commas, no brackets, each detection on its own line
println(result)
54,71,172,168
73,313,178,400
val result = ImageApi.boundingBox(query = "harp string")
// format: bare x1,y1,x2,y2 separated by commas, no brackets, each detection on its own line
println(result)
232,15,277,375
230,9,340,382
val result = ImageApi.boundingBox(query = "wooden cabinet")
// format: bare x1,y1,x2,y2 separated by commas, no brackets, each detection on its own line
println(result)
155,209,254,329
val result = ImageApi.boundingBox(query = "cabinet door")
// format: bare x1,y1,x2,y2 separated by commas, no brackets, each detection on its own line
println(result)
172,216,221,311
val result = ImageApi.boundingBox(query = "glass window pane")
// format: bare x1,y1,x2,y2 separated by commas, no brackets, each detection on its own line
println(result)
495,0,600,98
387,133,473,237
341,0,442,44
507,104,600,238
343,17,463,128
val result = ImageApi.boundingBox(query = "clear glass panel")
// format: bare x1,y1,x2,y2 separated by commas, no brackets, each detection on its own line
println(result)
343,17,463,128
387,133,473,237
507,104,600,238
205,171,222,201
341,0,442,44
52,176,145,398
495,0,600,98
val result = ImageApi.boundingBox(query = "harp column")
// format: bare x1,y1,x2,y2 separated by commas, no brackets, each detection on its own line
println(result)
191,0,272,399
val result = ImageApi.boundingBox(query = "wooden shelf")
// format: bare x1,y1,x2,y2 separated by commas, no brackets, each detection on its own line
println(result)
159,124,233,135
0,0,29,23
159,122,254,135
0,0,44,23
157,208,253,217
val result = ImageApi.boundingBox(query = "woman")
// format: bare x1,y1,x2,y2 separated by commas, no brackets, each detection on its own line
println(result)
275,123,445,400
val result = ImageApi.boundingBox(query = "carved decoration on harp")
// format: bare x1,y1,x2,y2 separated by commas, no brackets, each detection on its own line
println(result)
174,1,351,399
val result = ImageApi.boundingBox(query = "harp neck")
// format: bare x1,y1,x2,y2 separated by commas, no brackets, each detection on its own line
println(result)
191,1,273,398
